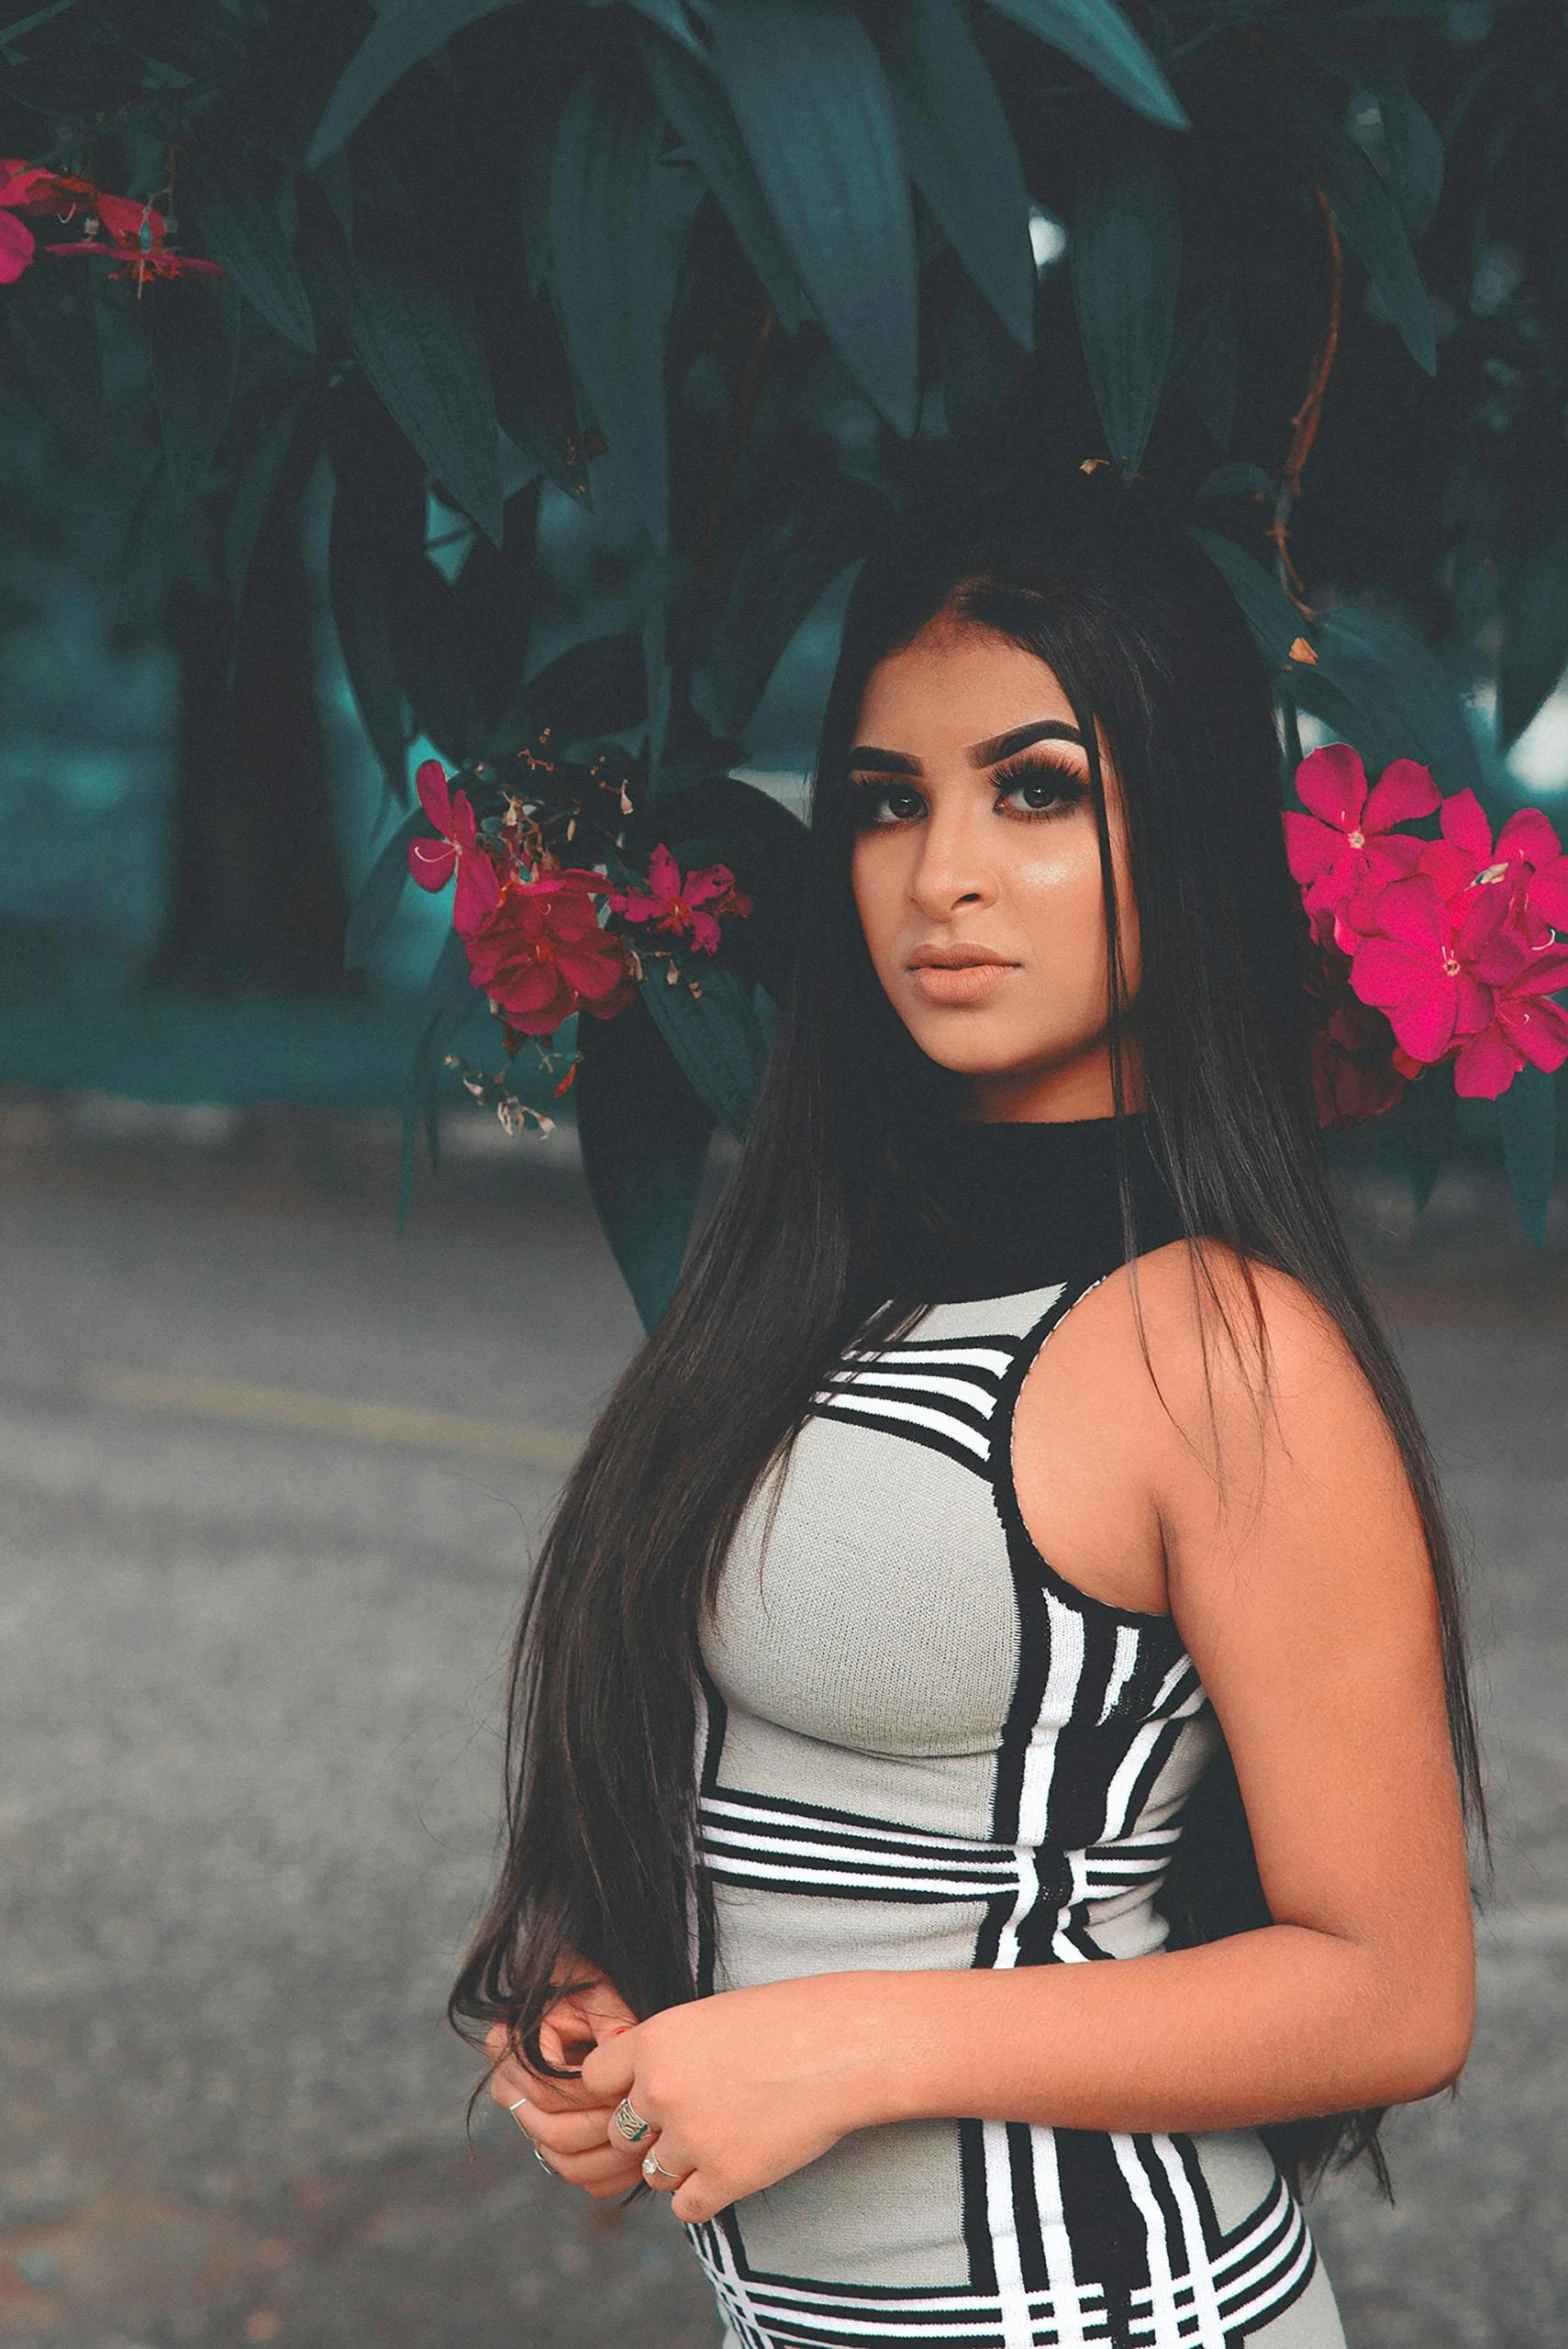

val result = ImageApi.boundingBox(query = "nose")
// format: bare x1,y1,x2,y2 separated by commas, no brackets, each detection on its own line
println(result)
908,795,996,919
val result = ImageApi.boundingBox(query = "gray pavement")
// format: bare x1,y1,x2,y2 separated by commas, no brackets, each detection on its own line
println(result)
0,1104,1563,2347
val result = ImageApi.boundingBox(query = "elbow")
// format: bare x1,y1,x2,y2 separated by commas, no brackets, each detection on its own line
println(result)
1383,1981,1475,2103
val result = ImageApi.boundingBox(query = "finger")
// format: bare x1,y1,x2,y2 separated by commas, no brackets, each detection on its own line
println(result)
540,2142,646,2195
637,2134,696,2196
524,2103,624,2158
670,2171,724,2225
578,2033,637,2106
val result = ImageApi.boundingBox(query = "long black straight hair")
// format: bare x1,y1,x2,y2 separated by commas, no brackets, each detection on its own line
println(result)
450,472,1485,2197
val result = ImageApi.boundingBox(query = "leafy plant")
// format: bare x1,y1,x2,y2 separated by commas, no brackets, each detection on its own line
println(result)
3,0,1567,1294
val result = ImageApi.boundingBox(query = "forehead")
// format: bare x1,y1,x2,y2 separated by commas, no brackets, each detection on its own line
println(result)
854,619,1073,752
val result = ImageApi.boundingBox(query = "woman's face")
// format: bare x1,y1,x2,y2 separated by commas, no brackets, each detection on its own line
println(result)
848,617,1140,1123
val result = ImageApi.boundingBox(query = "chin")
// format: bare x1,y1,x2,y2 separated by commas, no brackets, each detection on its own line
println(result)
905,1018,1088,1078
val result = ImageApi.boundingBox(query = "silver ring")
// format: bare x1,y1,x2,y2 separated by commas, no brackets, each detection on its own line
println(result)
612,2096,652,2144
643,2147,684,2184
533,2144,559,2177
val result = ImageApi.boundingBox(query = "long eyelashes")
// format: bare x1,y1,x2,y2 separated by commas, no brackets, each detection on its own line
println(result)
847,755,1089,829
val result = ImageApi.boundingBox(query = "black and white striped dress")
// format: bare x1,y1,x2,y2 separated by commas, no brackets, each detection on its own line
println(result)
686,1118,1345,2349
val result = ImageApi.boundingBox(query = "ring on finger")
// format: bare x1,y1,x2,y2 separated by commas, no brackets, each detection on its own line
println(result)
642,2146,684,2185
533,2144,561,2178
612,2096,652,2145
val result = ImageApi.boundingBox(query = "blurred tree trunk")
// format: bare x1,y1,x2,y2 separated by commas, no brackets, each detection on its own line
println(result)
148,493,351,996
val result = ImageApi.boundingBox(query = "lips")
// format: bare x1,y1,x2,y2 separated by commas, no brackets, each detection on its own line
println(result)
907,946,1016,970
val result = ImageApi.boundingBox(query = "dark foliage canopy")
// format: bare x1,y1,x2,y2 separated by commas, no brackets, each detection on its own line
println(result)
2,0,1565,1293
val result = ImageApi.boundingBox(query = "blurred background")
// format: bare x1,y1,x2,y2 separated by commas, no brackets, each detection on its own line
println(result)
3,1,1567,2344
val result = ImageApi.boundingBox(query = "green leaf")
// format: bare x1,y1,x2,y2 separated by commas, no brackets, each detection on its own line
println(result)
524,632,648,744
223,390,311,615
632,23,807,333
637,953,770,1140
309,0,523,163
700,475,886,735
1280,87,1435,375
577,994,715,1332
147,275,241,504
622,0,707,59
344,808,426,971
387,553,481,764
1171,294,1236,449
188,158,317,352
5,276,102,443
1313,605,1481,794
328,394,425,792
1380,85,1444,246
985,0,1186,130
310,222,503,543
549,68,677,552
1498,515,1568,747
1071,135,1180,476
877,0,1034,349
399,927,480,1229
1196,461,1273,501
1188,528,1305,665
1497,1064,1558,1248
713,0,918,434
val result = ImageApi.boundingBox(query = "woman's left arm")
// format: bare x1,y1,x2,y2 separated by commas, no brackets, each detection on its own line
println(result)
582,1254,1475,2224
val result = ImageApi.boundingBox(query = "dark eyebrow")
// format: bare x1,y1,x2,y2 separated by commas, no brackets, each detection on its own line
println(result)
847,720,1085,776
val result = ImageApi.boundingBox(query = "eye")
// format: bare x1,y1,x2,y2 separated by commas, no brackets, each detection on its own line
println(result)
849,778,926,828
991,756,1088,820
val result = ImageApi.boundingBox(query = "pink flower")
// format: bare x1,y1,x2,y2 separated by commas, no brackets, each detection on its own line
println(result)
1283,747,1439,938
1348,870,1512,1062
1306,948,1411,1131
46,208,221,289
406,760,502,934
608,843,752,954
1450,936,1568,1099
1431,790,1568,944
461,875,632,1036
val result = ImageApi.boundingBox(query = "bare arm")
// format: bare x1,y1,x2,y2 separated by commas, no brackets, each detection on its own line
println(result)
582,1248,1476,2221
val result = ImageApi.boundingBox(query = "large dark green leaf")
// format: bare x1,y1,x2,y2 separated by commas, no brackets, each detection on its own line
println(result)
223,390,312,615
1188,528,1304,665
387,552,481,763
311,223,503,543
308,0,523,163
985,0,1186,130
524,631,648,744
638,954,771,1140
1497,1065,1558,1248
878,0,1034,349
701,475,886,735
713,0,918,434
549,69,676,552
328,394,425,792
399,927,482,1228
577,993,715,1332
632,23,807,333
344,808,425,971
1313,605,1480,793
1171,293,1236,450
147,275,241,504
1280,86,1435,375
1072,138,1181,477
1498,514,1568,747
188,157,316,352
5,274,102,443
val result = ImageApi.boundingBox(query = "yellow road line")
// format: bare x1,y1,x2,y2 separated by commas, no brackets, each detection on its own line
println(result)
88,1367,582,1472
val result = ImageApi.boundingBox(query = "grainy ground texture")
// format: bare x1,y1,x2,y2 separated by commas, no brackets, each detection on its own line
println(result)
0,1094,1562,2349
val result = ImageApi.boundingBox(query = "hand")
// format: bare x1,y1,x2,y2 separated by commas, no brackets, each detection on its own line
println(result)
578,1972,895,2225
486,1956,644,2200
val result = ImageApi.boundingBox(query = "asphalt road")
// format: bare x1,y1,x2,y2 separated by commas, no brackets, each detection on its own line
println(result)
0,1104,1562,2349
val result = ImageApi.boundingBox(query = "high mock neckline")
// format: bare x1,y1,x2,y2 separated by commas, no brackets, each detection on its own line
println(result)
881,1111,1183,1304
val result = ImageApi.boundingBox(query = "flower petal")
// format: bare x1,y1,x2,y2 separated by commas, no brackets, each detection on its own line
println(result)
646,842,681,904
1387,973,1459,1062
1505,995,1568,1071
415,760,454,835
0,209,34,283
683,861,735,907
1363,759,1440,832
559,944,627,998
449,789,478,852
1366,873,1446,951
1451,1024,1520,1099
1526,857,1568,931
408,837,456,891
688,909,723,953
1294,744,1367,831
1349,936,1424,1009
1496,807,1563,869
1282,811,1343,886
1439,788,1492,860
454,853,503,935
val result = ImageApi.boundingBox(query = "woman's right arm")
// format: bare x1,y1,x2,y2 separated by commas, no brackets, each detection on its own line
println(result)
487,1957,647,2199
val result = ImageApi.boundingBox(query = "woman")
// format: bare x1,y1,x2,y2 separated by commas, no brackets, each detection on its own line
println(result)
452,475,1481,2349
